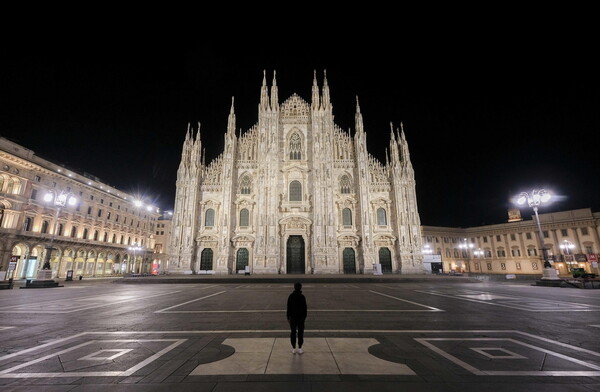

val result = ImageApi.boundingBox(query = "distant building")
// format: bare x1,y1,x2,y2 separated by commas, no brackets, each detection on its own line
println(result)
0,137,160,279
169,72,423,275
152,213,173,274
422,208,600,276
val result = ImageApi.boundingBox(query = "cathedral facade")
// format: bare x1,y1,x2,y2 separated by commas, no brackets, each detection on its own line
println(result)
168,72,424,274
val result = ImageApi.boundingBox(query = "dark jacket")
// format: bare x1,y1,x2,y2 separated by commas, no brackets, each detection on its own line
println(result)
287,290,307,320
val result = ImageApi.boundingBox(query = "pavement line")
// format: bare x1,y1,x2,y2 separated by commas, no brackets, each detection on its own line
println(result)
3,330,598,364
369,290,444,311
154,291,226,313
0,291,182,314
415,290,600,312
156,309,442,313
416,337,600,375
0,339,187,378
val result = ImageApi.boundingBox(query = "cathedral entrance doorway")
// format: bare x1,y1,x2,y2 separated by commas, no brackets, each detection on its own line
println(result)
286,235,305,274
343,248,356,274
236,248,249,272
200,248,213,270
379,247,393,273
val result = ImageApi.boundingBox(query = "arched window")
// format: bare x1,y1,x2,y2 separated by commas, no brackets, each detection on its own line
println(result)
103,232,108,242
23,217,32,231
200,248,213,270
10,178,21,194
289,181,302,201
58,223,64,236
93,230,99,241
41,220,49,234
0,206,4,228
70,226,77,238
377,207,387,225
205,208,215,227
340,175,351,194
239,176,252,194
112,234,116,243
239,208,249,227
342,208,352,226
83,228,89,239
289,132,302,160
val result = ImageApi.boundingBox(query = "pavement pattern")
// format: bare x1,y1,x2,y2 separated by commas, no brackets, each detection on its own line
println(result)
0,275,598,391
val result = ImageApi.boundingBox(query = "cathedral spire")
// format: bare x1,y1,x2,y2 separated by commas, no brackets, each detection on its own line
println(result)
192,122,202,168
270,70,279,110
227,96,236,134
185,122,191,142
322,69,331,110
260,70,269,111
389,121,396,142
311,70,320,110
355,96,364,134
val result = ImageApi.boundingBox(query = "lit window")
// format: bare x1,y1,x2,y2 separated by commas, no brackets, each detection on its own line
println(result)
289,181,302,201
342,208,352,226
205,208,215,227
239,176,252,194
239,208,249,227
340,175,351,194
377,208,387,225
289,132,302,160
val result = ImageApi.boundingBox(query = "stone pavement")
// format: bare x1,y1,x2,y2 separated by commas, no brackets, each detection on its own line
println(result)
0,278,597,391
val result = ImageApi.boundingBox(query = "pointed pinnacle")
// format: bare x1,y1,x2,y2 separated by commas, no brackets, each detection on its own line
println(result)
272,70,277,85
230,96,235,113
356,96,361,113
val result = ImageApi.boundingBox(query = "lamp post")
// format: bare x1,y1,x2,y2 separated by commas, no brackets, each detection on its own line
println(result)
516,189,552,269
133,199,156,274
473,248,484,272
559,240,575,273
458,238,474,274
128,243,142,274
42,190,77,270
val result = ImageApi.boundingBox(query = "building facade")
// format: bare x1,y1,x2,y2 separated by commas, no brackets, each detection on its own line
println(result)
0,137,160,279
152,213,173,274
169,72,424,274
422,208,600,276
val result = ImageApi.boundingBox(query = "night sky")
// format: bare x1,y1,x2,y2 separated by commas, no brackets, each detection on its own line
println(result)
2,38,599,227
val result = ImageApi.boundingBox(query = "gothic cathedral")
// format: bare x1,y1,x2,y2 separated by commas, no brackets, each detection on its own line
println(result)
169,71,424,275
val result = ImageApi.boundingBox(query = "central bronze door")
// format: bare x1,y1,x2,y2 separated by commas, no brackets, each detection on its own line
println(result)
286,235,305,274
343,248,356,274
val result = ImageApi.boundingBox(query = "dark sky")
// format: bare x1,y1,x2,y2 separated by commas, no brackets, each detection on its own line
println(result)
2,37,599,227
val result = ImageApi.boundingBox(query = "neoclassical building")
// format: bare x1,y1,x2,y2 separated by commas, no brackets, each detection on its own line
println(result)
0,137,161,279
169,71,424,274
421,208,600,277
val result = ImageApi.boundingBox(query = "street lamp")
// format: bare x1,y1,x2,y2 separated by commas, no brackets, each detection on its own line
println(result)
422,244,433,254
128,243,143,274
133,199,157,274
458,238,474,273
473,248,484,258
559,240,575,273
42,190,77,270
516,189,552,268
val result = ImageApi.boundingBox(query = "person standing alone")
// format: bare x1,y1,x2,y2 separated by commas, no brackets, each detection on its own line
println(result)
287,282,307,354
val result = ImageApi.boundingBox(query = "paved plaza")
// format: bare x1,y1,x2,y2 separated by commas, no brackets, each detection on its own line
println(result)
0,276,599,391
